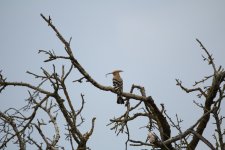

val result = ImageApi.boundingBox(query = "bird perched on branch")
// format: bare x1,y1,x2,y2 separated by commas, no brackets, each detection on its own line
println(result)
106,70,124,104
147,132,158,144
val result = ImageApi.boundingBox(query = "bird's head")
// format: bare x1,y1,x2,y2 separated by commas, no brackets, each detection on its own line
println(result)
105,70,123,77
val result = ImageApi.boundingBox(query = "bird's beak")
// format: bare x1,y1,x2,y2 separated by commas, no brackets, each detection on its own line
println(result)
105,72,112,77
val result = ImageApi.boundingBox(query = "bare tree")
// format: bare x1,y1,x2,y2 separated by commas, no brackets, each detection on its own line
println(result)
0,14,224,150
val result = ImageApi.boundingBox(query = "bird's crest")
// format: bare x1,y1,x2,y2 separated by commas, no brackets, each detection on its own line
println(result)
105,70,123,77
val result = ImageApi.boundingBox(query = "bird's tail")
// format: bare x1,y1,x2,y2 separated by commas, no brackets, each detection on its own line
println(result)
117,95,124,104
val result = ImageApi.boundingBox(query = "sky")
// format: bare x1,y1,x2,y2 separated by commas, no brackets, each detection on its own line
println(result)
0,1,225,150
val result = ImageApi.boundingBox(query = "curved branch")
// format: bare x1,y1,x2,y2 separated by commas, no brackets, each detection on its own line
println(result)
40,14,147,102
0,81,52,95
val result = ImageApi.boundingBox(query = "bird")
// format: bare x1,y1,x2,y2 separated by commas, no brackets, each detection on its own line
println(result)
106,70,124,104
147,132,158,144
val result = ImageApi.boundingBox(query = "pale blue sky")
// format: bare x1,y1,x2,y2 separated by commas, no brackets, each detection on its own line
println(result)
0,1,225,149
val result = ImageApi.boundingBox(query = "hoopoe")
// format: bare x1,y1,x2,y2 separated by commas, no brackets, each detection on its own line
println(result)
106,70,124,104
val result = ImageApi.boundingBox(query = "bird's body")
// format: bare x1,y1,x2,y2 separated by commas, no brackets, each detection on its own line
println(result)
106,70,124,104
147,132,158,144
113,73,124,104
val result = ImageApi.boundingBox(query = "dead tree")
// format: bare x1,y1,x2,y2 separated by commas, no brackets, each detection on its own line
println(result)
0,14,224,150
0,64,95,150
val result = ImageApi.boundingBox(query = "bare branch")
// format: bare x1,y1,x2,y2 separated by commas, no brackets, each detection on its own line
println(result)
73,77,86,83
38,49,70,62
193,75,213,86
0,81,52,95
176,79,207,98
196,39,217,73
190,130,216,150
